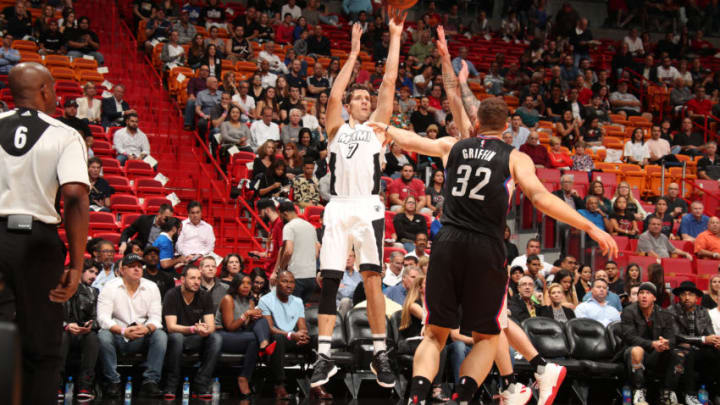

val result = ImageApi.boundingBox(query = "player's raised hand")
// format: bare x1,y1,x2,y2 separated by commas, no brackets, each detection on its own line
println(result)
435,26,449,58
350,23,362,55
588,226,619,259
387,5,407,36
458,60,470,84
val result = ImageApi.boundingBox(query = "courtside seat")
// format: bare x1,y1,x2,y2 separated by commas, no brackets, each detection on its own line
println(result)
304,306,353,366
519,317,582,373
565,318,624,377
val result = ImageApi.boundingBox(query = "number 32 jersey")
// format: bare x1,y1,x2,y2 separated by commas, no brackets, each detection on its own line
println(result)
327,122,383,198
442,136,515,241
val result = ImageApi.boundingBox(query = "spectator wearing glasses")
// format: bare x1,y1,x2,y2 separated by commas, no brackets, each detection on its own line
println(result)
91,240,118,292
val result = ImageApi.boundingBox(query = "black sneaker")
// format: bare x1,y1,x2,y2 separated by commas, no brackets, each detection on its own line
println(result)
139,381,163,398
103,383,122,399
370,350,395,388
310,353,338,388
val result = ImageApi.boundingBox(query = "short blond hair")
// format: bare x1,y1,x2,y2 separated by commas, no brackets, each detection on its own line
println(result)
550,136,561,146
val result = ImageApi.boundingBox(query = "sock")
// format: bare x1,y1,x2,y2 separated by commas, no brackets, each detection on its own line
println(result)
408,376,432,404
530,355,547,374
453,376,478,403
318,336,332,357
372,334,387,353
500,373,517,391
631,363,645,389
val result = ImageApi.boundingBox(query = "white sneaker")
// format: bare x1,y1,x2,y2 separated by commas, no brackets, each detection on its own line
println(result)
685,394,702,405
633,389,649,405
499,383,532,405
534,363,567,405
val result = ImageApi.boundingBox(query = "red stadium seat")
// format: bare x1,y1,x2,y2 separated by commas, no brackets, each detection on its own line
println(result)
696,259,720,276
89,211,118,232
110,193,145,216
627,255,660,281
385,211,396,239
134,177,166,197
304,205,324,218
383,246,407,262
120,213,142,229
144,196,172,212
93,232,121,245
99,157,123,175
125,160,155,179
661,257,694,276
104,175,132,194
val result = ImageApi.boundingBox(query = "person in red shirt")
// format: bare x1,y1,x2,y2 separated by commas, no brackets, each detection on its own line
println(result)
519,131,550,168
274,13,295,45
548,136,573,169
250,199,285,277
388,164,431,214
685,86,713,120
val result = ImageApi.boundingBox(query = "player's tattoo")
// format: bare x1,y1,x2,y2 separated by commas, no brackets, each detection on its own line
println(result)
460,82,480,118
442,71,458,89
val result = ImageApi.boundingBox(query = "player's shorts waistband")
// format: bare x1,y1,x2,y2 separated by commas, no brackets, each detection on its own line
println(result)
328,195,381,202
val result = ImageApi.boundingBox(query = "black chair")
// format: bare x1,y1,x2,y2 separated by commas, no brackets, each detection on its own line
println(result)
565,318,625,377
606,320,624,353
520,317,582,373
0,323,19,405
344,307,395,398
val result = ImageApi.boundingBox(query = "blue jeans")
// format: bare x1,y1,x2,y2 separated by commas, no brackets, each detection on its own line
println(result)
448,340,472,384
116,154,128,166
67,50,105,65
218,319,269,379
98,328,167,384
184,99,196,128
165,332,222,391
292,277,316,304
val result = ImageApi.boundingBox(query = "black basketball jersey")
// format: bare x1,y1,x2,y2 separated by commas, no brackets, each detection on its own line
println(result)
441,136,514,240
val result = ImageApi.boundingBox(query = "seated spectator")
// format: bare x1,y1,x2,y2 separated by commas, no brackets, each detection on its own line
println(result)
503,114,530,149
575,264,593,301
405,233,429,261
579,116,605,152
582,269,623,311
509,238,556,276
586,180,613,214
610,196,639,238
291,158,320,208
162,265,222,399
59,98,92,139
285,62,307,99
610,80,644,118
612,181,647,220
280,109,303,145
231,80,256,122
519,131,550,168
218,273,274,399
258,41,288,75
644,198,675,238
685,86,713,121
623,263,643,295
604,261,625,295
702,274,720,309
681,201,710,241
92,240,118,292
624,128,650,166
556,110,581,148
574,278,621,326
187,34,205,69
422,169,444,216
153,217,191,271
552,174,584,210
97,254,167,398
60,260,100,399
664,182,689,220
670,77,693,110
337,251,362,318
177,201,215,260
621,282,686,405
383,251,405,288
250,107,280,151
667,280,720,405
250,200,285,275
504,224,519,265
195,77,223,142
538,283,576,322
87,157,114,213
694,216,720,259
697,141,720,181
226,25,251,63
508,275,542,323
65,17,104,65
646,124,675,165
112,113,150,166
119,204,174,254
220,105,252,154
101,85,135,128
173,10,197,44
256,159,291,199
38,19,64,55
516,95,542,128
508,266,525,297
392,196,429,252
197,256,228,312
388,165,431,214
258,271,311,400
385,266,421,305
638,216,693,259
306,25,330,56
160,30,185,71
548,137,573,169
142,246,174,298
76,82,101,124
578,196,610,232
674,117,705,157
384,143,412,178
571,141,595,172
143,7,172,55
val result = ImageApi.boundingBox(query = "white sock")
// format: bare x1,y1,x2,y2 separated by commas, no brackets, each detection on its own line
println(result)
318,336,331,357
372,334,387,353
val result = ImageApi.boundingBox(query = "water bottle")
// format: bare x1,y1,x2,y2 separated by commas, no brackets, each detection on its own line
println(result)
64,377,74,403
182,377,190,400
622,385,632,404
699,385,709,405
212,377,220,399
124,376,132,401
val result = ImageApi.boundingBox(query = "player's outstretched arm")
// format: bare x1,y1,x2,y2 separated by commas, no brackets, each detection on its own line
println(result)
510,150,618,258
370,6,406,124
435,26,471,138
457,60,480,129
367,121,455,161
327,23,363,141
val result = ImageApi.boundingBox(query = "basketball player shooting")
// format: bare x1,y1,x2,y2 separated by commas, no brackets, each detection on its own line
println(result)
310,7,407,390
366,31,617,405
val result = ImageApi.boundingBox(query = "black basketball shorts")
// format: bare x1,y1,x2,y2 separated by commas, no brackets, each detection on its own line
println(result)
426,225,509,335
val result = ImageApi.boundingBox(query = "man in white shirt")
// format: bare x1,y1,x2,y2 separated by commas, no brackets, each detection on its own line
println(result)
250,106,280,151
623,28,644,56
509,238,557,277
176,201,215,260
383,251,404,287
656,57,680,86
503,114,530,149
258,59,279,89
112,113,150,166
413,64,433,97
280,0,302,20
258,41,288,75
231,80,256,122
97,254,167,398
404,232,429,261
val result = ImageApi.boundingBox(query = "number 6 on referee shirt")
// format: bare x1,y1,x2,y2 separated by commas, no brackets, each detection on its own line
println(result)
451,165,491,200
14,126,27,149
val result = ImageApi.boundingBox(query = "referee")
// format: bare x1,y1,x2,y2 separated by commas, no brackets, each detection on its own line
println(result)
0,62,89,404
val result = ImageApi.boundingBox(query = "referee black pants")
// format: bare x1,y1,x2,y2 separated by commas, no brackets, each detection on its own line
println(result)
0,221,65,405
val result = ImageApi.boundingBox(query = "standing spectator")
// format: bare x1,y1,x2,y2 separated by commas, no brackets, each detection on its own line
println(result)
65,17,104,65
96,254,167,398
176,201,216,260
384,266,421,305
142,246,175,298
183,65,210,130
119,204,174,254
76,82,101,124
388,165,430,214
251,199,285,276
620,282,685,405
292,158,320,208
101,84,135,127
337,251,362,317
306,25,330,56
154,217,191,271
275,201,318,303
60,260,100,399
392,196,429,252
174,10,197,44
680,201,710,241
87,157,114,212
162,265,222,399
112,113,150,166
0,33,19,74
694,216,720,259
258,271,311,400
195,77,223,142
638,216,693,259
503,114,530,149
250,107,281,151
519,131,550,168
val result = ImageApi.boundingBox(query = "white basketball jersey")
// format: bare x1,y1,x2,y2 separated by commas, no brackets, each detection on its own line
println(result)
327,122,383,198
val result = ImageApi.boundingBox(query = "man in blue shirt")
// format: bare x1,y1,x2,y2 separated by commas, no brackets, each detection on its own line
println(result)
337,251,362,317
384,267,420,305
0,33,20,74
258,271,312,400
578,196,610,232
152,217,189,272
680,201,709,242
581,269,623,312
451,47,479,78
575,279,621,326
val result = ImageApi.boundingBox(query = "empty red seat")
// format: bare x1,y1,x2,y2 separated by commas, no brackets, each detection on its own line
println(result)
695,259,720,276
110,193,145,216
612,235,629,251
89,211,118,232
99,157,122,175
93,232,121,245
661,257,694,276
104,175,132,194
134,177,165,197
125,160,155,179
144,196,172,212
627,255,660,281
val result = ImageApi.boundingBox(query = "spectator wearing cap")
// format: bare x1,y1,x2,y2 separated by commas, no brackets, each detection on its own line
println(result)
59,98,92,139
153,217,192,271
112,113,150,166
667,280,720,405
142,246,175,298
97,254,167,398
0,33,19,74
176,201,216,261
76,82,102,124
620,282,685,405
574,278,621,326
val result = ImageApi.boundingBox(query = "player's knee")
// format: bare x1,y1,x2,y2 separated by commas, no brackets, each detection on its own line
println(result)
319,276,340,315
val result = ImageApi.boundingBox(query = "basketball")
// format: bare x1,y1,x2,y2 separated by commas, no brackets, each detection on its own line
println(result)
384,0,418,11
